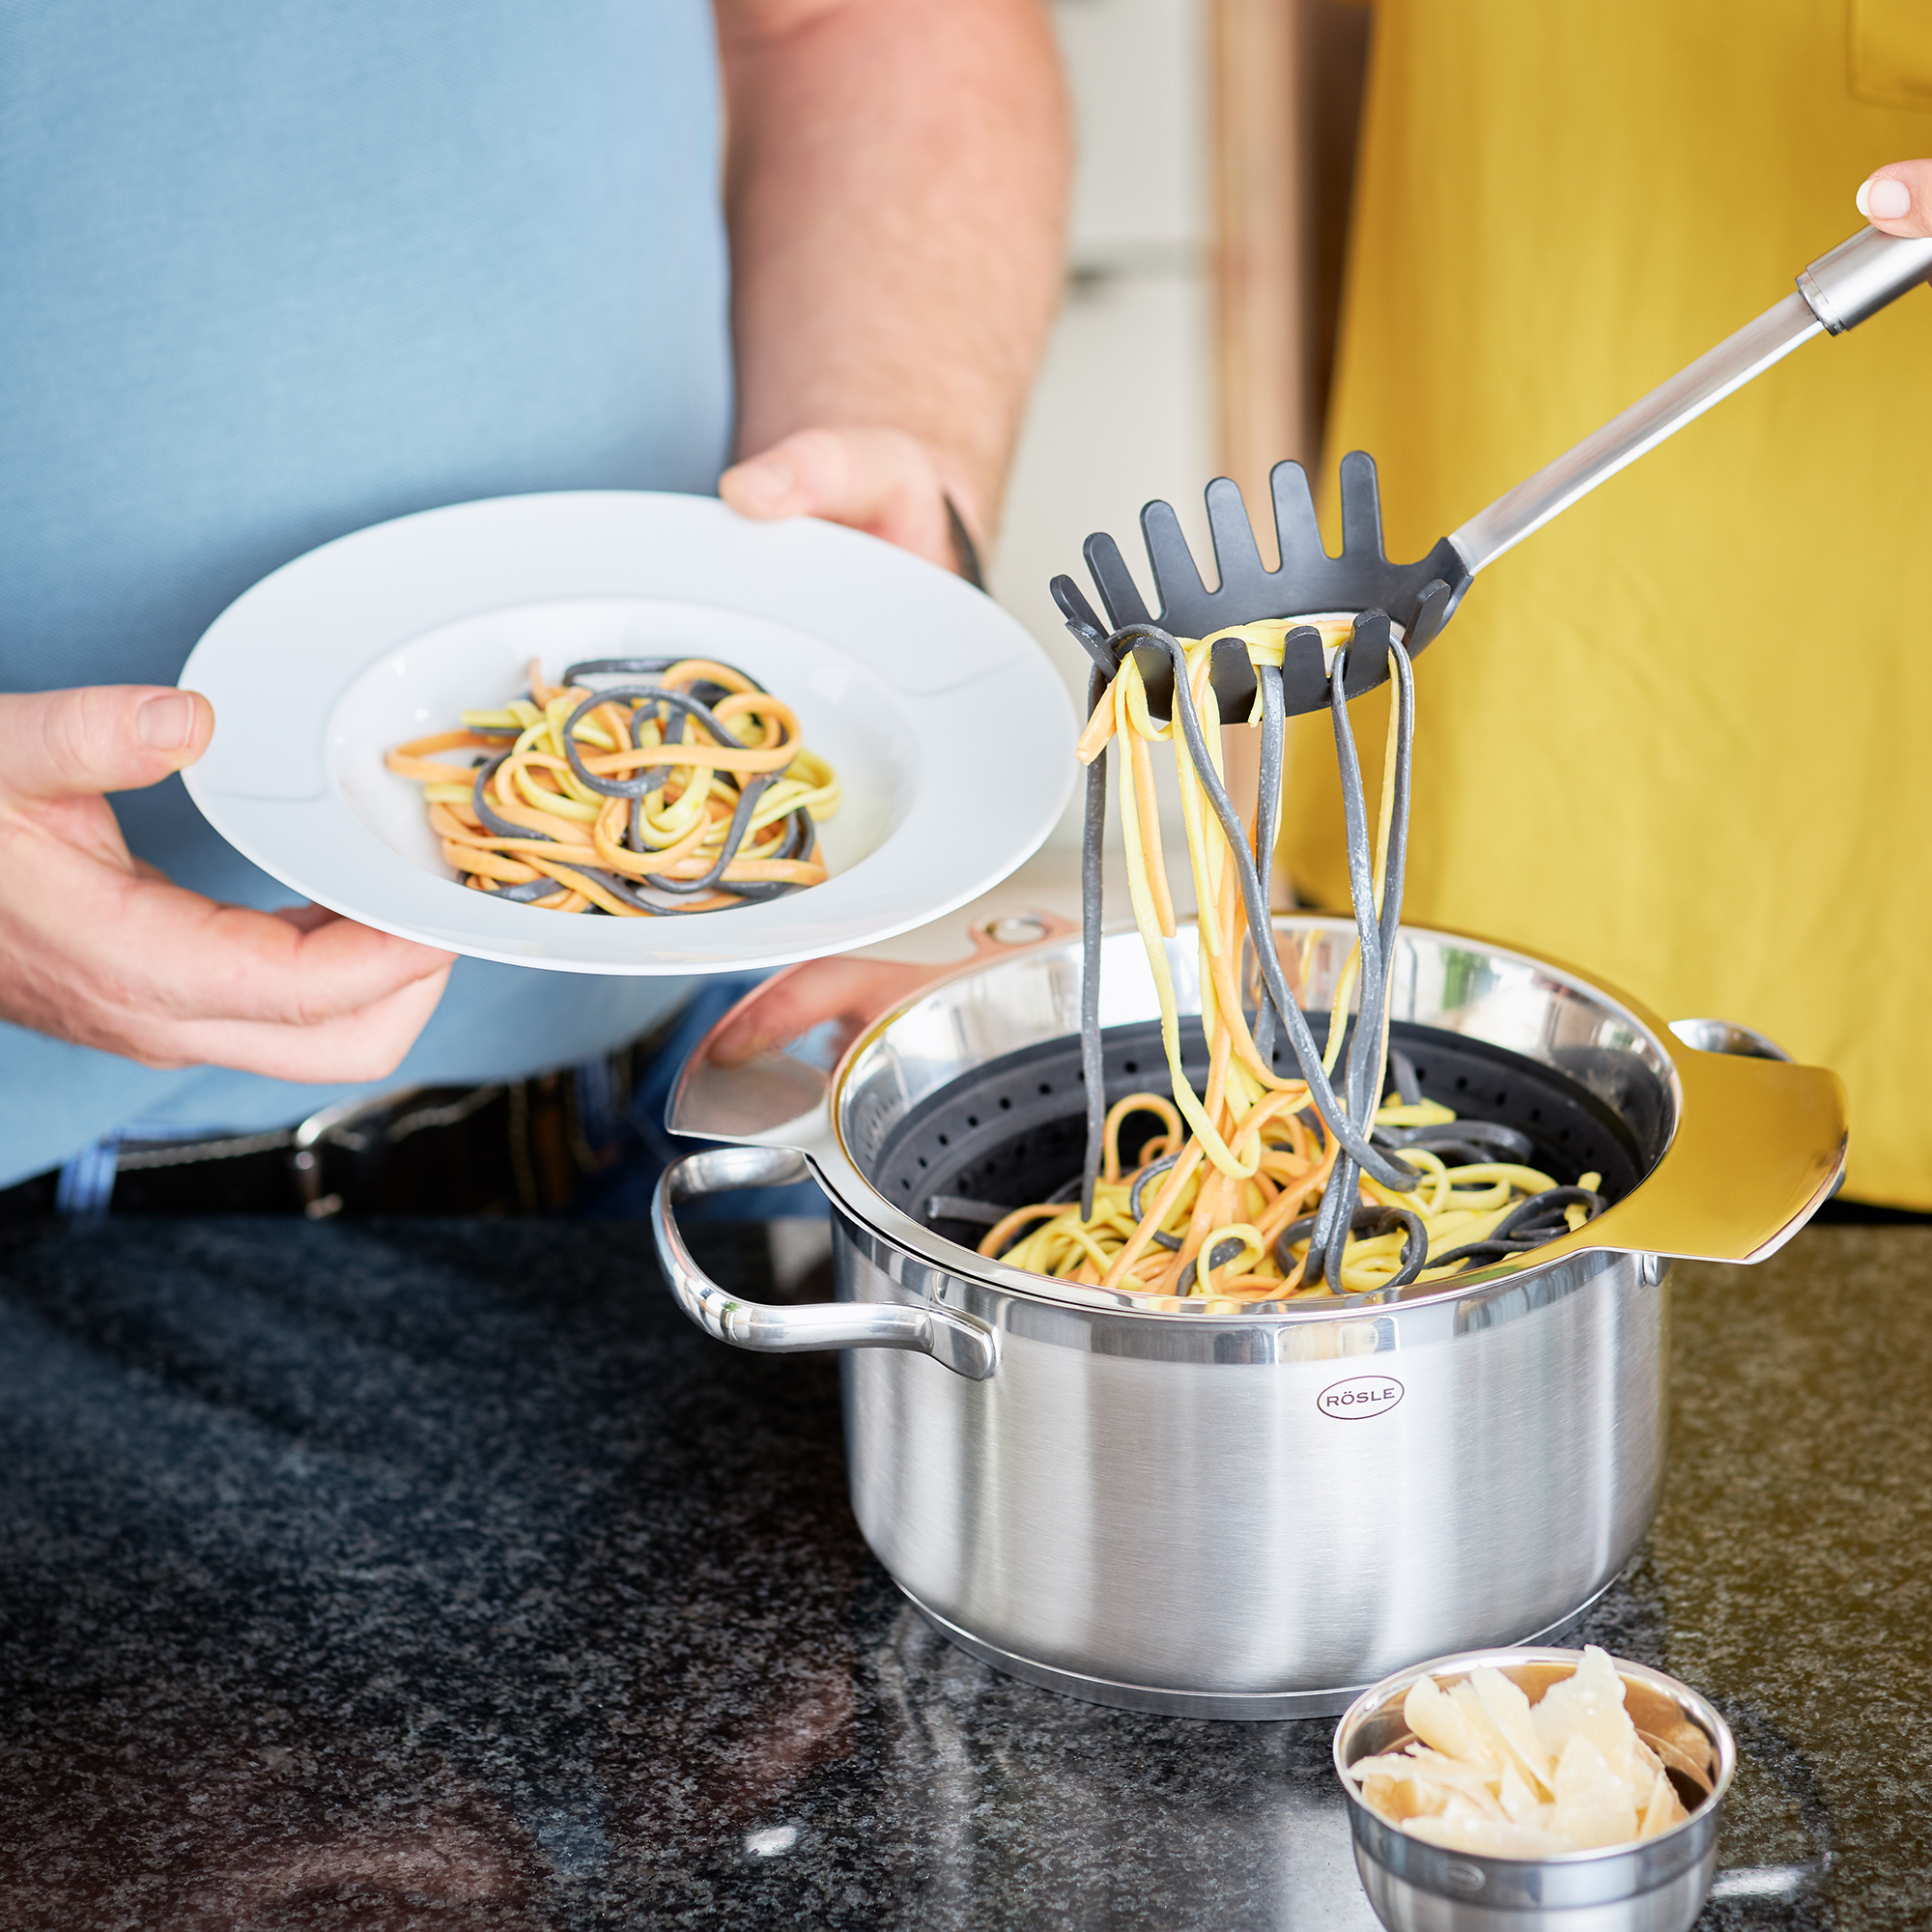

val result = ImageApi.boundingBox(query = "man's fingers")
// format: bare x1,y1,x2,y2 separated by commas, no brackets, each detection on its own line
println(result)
1857,161,1932,239
709,954,938,1065
720,426,963,569
137,890,456,1028
719,431,829,521
15,880,455,1069
0,686,215,804
0,693,457,1079
12,861,456,1034
152,965,455,1083
271,901,342,935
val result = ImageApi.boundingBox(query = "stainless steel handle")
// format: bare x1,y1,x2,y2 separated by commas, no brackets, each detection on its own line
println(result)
1796,225,1932,333
1548,1039,1846,1268
1667,1016,1792,1063
652,1145,999,1380
1448,294,1823,575
1450,226,1932,578
1670,1015,1852,1200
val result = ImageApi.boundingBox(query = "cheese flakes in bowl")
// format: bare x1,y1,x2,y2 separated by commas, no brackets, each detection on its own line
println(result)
1333,1645,1734,1932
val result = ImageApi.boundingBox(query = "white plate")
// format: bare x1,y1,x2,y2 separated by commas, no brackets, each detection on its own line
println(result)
181,492,1075,974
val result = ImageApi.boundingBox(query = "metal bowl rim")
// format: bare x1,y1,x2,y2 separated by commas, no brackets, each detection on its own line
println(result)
1329,1643,1738,1869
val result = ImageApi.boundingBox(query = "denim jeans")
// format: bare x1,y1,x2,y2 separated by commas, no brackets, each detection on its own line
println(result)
575,975,828,1222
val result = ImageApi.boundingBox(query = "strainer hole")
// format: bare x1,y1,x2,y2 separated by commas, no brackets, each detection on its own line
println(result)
966,1115,979,1128
999,1096,1012,1111
1038,1082,1052,1095
1123,1060,1139,1074
937,1133,949,1146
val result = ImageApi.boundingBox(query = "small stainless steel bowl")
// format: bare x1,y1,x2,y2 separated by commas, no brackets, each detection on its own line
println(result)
1332,1646,1736,1932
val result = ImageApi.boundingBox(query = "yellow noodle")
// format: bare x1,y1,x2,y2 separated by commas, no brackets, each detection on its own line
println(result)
388,658,838,917
991,626,1596,1300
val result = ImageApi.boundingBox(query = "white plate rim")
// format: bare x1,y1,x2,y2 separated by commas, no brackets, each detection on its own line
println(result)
180,491,1076,975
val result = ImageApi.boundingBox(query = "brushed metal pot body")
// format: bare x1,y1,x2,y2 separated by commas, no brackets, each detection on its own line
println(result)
656,919,1846,1719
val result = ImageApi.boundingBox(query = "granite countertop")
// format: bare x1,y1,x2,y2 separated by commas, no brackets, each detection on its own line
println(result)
0,1218,1925,1930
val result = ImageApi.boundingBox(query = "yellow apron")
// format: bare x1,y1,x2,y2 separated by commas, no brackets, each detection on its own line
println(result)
1284,0,1932,1206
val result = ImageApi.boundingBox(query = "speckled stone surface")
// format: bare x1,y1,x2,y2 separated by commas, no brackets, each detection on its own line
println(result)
0,1220,1923,1929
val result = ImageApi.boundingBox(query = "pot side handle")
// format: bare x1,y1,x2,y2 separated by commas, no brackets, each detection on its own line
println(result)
1577,1046,1847,1266
652,1146,999,1381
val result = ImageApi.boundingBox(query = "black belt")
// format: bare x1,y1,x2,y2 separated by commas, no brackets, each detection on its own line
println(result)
0,1016,680,1223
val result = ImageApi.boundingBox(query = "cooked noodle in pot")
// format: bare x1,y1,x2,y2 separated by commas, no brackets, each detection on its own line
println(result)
980,621,1604,1302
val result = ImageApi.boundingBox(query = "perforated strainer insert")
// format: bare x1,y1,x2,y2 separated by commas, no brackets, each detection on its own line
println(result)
866,1017,1649,1260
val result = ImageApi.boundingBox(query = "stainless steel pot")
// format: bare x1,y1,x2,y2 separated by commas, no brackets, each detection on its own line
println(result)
654,917,1845,1719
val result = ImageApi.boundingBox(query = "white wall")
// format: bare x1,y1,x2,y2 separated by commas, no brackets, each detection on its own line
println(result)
988,0,1215,856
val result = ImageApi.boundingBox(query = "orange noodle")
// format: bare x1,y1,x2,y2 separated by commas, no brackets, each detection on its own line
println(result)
982,622,1603,1302
387,655,838,917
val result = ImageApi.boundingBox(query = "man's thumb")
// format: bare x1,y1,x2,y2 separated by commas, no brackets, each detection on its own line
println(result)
0,686,215,801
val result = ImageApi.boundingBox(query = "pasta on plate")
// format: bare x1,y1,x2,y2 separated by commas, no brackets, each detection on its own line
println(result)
387,655,838,917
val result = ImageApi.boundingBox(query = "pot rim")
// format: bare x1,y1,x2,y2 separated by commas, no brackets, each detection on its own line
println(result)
833,917,1675,1321
675,915,1846,1325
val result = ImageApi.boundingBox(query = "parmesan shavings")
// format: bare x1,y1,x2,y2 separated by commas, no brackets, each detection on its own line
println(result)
1347,1648,1691,1856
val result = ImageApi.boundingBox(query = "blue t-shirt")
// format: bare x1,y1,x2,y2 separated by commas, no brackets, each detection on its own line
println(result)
0,1,731,1184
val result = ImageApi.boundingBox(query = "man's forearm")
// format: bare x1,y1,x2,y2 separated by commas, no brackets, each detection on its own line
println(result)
718,0,1070,538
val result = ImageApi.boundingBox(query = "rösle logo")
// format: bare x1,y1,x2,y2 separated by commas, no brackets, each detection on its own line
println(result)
1316,1376,1405,1420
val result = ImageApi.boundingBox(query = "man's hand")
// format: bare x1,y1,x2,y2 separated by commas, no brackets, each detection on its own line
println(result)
1857,161,1932,238
0,685,454,1077
707,953,939,1066
720,426,965,573
716,0,1068,566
